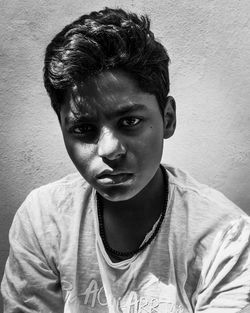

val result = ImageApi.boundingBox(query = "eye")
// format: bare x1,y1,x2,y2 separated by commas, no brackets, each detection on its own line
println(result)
120,117,142,127
70,124,96,135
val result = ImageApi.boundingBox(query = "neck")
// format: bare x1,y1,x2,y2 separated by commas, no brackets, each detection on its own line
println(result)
97,165,168,259
101,165,165,220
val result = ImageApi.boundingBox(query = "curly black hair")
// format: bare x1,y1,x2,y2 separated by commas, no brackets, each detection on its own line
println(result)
43,7,170,117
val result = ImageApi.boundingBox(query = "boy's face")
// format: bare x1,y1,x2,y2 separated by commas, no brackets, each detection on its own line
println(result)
60,70,175,202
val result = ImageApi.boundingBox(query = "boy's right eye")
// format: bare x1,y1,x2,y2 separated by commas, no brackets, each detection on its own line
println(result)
69,124,96,135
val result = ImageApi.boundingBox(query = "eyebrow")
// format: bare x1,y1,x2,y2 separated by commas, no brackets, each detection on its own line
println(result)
65,115,96,125
106,103,146,119
64,103,147,125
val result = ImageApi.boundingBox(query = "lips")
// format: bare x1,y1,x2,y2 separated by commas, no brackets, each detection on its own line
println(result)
96,171,133,185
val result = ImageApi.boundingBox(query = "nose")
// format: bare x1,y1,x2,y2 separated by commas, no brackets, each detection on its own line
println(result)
97,127,126,160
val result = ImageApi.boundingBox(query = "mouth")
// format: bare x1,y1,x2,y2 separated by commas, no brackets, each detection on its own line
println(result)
96,172,134,185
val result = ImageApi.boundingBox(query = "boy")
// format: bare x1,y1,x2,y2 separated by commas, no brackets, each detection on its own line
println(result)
1,7,250,313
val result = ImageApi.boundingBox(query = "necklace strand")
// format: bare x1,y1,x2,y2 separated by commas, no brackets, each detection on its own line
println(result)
96,165,168,258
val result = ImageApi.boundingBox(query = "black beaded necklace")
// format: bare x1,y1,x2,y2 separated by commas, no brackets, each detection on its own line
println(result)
96,164,168,259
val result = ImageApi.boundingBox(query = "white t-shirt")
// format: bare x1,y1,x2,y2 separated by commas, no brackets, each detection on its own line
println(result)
1,165,250,313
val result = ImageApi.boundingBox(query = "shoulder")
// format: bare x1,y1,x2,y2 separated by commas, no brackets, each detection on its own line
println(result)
162,163,248,250
14,173,92,235
24,172,90,207
162,163,247,219
29,172,87,199
8,173,94,268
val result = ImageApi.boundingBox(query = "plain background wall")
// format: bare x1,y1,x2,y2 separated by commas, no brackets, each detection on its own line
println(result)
0,0,250,307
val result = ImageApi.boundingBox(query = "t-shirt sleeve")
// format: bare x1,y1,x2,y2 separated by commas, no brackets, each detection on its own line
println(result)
1,192,64,313
194,216,250,313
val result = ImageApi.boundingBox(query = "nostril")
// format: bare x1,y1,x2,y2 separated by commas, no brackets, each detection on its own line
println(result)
97,138,126,160
98,145,126,160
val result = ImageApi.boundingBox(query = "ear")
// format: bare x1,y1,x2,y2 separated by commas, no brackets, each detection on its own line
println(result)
163,96,176,139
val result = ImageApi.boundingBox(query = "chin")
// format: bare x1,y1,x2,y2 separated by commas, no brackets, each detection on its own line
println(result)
97,186,140,202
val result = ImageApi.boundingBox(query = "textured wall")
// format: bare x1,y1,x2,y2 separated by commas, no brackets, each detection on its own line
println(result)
1,0,250,306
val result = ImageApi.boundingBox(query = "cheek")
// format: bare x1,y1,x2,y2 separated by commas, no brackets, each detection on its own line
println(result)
141,124,164,151
131,124,164,165
145,136,163,165
63,138,95,173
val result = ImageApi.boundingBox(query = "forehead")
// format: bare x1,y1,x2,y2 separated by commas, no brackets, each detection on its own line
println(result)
61,70,152,120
